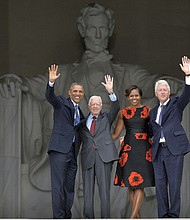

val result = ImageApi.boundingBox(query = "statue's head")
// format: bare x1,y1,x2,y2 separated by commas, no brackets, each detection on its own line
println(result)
77,3,115,53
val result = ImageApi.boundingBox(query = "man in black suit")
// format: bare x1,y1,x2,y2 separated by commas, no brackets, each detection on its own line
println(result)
45,64,85,218
77,75,119,218
149,56,190,217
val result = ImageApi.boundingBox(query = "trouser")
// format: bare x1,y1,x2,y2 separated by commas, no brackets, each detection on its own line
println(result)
49,145,77,219
82,151,112,218
153,146,184,218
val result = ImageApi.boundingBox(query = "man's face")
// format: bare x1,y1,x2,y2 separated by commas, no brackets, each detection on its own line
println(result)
155,84,170,104
84,13,110,53
68,85,84,104
88,97,102,116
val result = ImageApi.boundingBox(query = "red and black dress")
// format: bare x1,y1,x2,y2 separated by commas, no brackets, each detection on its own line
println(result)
114,106,155,189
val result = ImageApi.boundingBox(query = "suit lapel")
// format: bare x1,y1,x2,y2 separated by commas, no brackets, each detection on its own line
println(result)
152,106,159,124
80,116,90,134
79,107,85,120
93,114,103,135
66,98,75,122
161,100,172,124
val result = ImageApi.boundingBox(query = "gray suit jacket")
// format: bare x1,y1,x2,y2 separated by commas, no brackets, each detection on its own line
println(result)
77,99,120,170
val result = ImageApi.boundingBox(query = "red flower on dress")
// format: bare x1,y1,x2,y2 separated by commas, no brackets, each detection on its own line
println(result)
114,174,118,185
121,180,125,187
140,106,150,119
122,108,136,119
146,148,152,162
119,152,128,167
123,144,132,152
134,133,147,140
128,171,144,186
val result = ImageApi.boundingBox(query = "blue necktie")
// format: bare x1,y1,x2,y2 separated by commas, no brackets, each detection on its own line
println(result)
74,105,80,126
158,105,164,138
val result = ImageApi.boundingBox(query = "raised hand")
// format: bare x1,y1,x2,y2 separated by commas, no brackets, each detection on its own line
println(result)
179,56,190,75
101,74,113,94
48,64,60,83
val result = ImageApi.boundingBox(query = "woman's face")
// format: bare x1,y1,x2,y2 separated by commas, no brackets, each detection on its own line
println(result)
127,89,141,107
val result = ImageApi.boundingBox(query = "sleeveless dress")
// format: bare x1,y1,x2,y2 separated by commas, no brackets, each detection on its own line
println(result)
114,106,155,189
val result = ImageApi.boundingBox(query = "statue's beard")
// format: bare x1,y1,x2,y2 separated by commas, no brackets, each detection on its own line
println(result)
84,38,109,53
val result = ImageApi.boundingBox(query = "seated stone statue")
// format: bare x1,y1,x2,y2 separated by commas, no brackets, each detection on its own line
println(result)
0,2,185,218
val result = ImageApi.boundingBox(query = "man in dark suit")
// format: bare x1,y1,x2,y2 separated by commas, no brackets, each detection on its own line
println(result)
77,75,119,218
45,64,85,218
149,56,190,218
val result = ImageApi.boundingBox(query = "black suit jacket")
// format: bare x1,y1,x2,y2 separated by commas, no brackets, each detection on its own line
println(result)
45,83,84,157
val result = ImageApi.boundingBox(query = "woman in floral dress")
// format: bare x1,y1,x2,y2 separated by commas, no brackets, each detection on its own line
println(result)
113,85,155,218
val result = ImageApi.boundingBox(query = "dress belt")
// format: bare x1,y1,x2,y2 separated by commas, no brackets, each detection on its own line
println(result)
159,142,167,147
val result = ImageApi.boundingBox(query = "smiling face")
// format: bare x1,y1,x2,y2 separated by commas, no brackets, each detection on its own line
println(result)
88,96,102,116
68,84,84,104
127,89,141,107
155,84,170,104
84,13,110,53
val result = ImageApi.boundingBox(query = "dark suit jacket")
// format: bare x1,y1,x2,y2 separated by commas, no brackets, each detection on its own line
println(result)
77,99,120,170
45,83,84,157
150,84,190,161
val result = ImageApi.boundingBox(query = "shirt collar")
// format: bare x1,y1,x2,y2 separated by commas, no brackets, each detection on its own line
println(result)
89,113,98,119
71,99,77,106
160,99,170,107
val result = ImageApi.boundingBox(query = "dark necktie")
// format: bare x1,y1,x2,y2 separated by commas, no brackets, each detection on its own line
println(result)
158,105,163,125
74,105,80,126
90,116,96,135
158,105,164,138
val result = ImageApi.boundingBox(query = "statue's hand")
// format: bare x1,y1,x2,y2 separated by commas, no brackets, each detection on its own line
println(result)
0,74,28,98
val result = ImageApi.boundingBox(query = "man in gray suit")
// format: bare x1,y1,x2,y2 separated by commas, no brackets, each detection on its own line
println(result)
77,75,119,218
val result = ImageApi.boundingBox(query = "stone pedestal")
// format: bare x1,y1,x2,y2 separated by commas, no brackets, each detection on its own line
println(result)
0,90,21,217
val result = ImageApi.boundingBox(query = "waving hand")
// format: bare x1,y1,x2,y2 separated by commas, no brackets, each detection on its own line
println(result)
48,64,60,83
101,74,113,94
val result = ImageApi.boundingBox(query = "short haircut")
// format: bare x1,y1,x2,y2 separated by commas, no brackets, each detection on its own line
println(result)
88,95,102,106
155,80,170,93
70,82,84,91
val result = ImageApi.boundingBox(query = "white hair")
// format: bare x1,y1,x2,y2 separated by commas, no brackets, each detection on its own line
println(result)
155,80,170,93
88,95,102,106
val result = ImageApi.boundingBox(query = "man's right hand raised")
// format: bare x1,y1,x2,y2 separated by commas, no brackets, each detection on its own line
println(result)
48,64,60,83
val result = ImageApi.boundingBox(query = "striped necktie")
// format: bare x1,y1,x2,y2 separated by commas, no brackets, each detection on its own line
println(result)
158,105,164,138
90,116,96,135
74,105,80,126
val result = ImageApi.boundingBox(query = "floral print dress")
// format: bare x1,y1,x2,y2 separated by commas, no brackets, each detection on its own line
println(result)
114,106,155,189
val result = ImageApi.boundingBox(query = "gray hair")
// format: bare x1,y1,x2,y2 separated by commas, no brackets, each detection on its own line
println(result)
155,80,170,93
88,95,102,106
77,3,115,37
